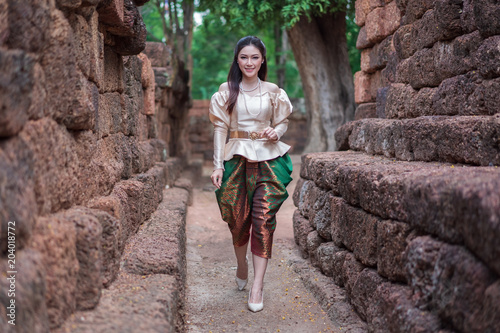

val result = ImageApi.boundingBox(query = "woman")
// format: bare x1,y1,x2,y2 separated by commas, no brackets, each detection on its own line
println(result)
209,36,293,312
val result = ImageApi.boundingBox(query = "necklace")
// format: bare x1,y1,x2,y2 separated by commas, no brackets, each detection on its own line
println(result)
240,78,262,117
239,78,260,92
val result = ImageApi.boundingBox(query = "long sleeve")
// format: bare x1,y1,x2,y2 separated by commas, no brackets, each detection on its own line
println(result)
209,91,230,170
272,89,293,139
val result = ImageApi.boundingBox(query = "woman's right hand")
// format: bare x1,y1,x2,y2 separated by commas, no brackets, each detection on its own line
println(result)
211,169,224,189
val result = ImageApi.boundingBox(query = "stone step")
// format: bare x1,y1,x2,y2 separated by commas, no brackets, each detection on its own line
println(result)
298,151,500,276
335,114,500,166
55,186,190,333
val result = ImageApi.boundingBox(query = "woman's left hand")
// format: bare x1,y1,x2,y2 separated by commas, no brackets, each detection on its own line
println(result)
260,127,279,141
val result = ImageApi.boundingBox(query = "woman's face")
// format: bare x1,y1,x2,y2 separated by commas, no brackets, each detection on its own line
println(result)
237,45,263,80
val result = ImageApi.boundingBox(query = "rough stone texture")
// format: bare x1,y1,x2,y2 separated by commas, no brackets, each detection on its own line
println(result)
370,283,444,332
377,220,412,282
399,31,483,89
30,214,79,328
360,35,394,73
365,1,402,45
122,187,188,279
0,49,35,137
0,1,179,331
62,207,103,311
316,242,343,277
306,230,325,268
338,201,379,267
0,249,50,333
475,35,500,79
342,252,366,296
292,209,314,259
55,273,182,333
405,236,499,332
350,268,386,322
300,152,500,276
307,1,500,331
309,189,333,240
290,257,368,332
474,0,500,37
354,102,377,120
340,115,500,166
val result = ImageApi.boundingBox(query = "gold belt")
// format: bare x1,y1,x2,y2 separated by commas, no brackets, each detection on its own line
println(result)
230,130,261,140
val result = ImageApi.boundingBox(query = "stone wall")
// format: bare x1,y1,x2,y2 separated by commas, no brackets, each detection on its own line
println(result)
294,0,500,332
188,98,308,162
0,1,183,331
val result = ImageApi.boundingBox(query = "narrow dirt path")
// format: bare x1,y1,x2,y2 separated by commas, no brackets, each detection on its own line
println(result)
185,155,341,333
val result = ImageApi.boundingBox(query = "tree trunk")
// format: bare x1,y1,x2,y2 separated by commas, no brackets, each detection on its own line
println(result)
287,11,355,152
274,23,286,88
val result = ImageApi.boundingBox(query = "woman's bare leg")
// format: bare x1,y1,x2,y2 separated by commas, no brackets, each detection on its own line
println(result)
250,254,267,303
234,243,249,280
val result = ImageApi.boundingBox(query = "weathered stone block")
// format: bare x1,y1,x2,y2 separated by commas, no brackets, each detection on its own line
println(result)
339,201,379,267
433,73,500,116
401,0,435,24
331,250,348,287
356,26,372,49
371,282,444,332
405,236,498,332
122,187,188,280
393,24,414,59
342,252,366,296
110,1,147,56
62,207,103,310
375,86,389,118
0,138,37,254
18,118,81,215
102,45,124,93
330,196,345,247
0,249,49,333
474,0,500,37
354,71,374,104
316,242,343,277
5,0,51,53
333,121,355,152
351,268,386,321
69,11,104,88
0,0,8,46
354,102,377,120
86,208,120,287
292,177,306,208
111,179,144,242
31,214,79,328
310,189,333,240
365,1,402,45
174,177,193,206
306,230,324,268
360,35,394,73
97,0,125,32
143,42,171,68
301,151,500,276
377,219,412,282
293,209,314,259
0,49,35,137
355,0,370,27
475,35,500,79
404,31,483,89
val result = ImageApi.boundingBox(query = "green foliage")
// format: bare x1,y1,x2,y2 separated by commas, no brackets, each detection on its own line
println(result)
190,12,303,99
346,10,361,74
140,2,167,42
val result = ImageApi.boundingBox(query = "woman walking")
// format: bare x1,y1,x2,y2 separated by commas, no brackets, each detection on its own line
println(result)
209,36,293,312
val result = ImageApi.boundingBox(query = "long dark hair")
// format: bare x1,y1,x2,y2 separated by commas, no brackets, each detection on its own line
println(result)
227,36,267,115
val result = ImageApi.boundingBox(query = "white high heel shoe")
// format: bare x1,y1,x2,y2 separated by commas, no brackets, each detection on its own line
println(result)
248,287,264,312
235,256,248,291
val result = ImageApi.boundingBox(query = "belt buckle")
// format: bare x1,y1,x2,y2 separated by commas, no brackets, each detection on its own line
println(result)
249,132,260,140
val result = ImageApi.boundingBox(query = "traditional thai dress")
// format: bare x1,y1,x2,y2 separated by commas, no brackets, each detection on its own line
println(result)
209,87,293,259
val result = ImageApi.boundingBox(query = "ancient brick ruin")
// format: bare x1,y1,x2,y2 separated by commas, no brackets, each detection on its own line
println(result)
0,0,190,332
294,0,500,331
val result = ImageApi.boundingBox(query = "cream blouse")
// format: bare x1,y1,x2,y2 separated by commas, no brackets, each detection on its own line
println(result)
209,88,293,170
